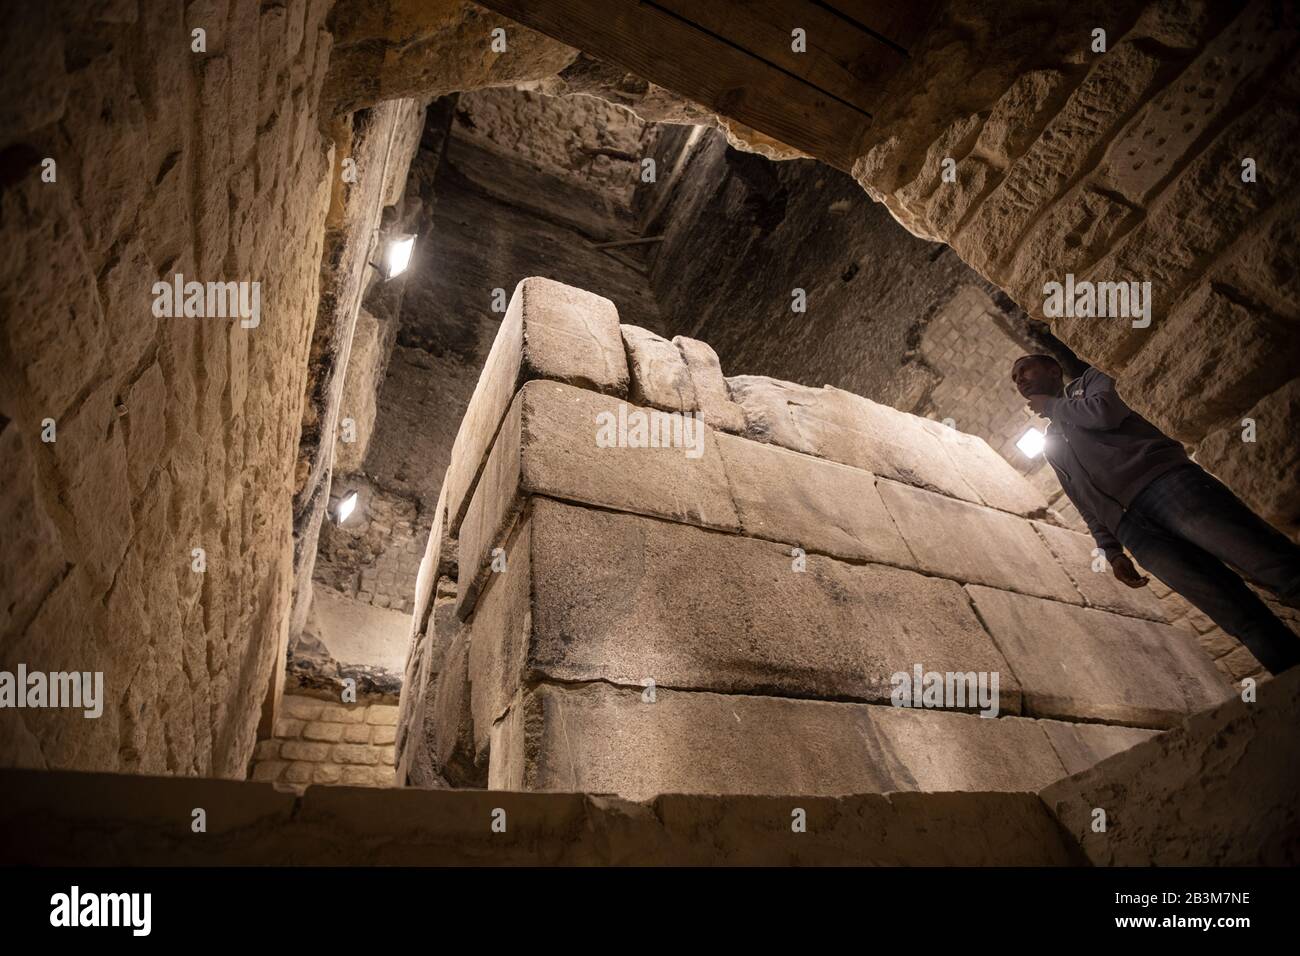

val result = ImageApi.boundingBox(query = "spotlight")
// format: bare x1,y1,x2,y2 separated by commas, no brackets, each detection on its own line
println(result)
335,490,360,524
1016,426,1046,458
377,233,416,280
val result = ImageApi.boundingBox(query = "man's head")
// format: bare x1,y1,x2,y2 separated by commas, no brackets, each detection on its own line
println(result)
1011,354,1064,398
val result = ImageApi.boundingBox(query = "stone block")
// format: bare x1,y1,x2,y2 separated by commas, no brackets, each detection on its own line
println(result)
1041,667,1300,866
1218,644,1264,682
407,479,448,649
957,42,1164,281
1119,282,1298,443
1031,520,1166,619
253,739,280,760
467,498,1019,755
332,743,383,766
1097,1,1294,207
281,740,332,762
343,724,370,744
966,585,1233,728
672,335,745,433
340,765,392,788
303,721,344,743
250,761,286,783
430,625,483,787
1194,381,1299,537
318,704,367,724
489,682,1066,801
456,380,739,618
920,419,1050,516
282,697,324,721
877,481,1080,603
726,375,984,505
312,763,344,785
273,718,305,739
621,324,696,412
1036,719,1160,776
0,768,1082,866
715,433,912,565
444,277,629,535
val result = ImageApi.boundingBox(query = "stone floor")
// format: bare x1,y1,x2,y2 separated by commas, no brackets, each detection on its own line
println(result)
3,668,1292,866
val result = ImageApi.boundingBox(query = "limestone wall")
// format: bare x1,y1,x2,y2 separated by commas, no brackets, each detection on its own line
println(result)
853,0,1300,537
1,0,338,776
396,276,1242,800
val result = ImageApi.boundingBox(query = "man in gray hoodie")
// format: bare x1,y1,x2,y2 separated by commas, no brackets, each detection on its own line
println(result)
1012,353,1299,674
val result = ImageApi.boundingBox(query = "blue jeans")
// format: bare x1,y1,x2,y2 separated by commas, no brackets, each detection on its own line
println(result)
1117,464,1300,675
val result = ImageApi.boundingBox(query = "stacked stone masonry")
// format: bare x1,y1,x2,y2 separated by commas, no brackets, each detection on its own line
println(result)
395,277,1248,801
851,0,1300,542
250,694,397,792
1,0,341,777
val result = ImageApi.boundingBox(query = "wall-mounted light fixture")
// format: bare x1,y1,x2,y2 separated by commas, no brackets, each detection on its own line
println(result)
373,233,416,280
1016,426,1046,458
335,490,360,524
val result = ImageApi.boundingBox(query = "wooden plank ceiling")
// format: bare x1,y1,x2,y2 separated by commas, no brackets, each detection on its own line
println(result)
474,0,939,171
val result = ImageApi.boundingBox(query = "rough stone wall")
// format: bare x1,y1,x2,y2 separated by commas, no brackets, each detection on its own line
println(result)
285,87,665,704
1042,666,1300,865
333,306,398,474
853,0,1300,536
397,277,1242,801
644,131,1035,413
249,693,397,791
286,97,426,686
1,0,337,776
360,90,664,520
453,87,653,206
314,479,426,615
322,0,579,115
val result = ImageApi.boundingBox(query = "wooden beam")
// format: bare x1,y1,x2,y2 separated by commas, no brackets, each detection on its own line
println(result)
654,0,906,115
812,0,941,53
474,0,873,170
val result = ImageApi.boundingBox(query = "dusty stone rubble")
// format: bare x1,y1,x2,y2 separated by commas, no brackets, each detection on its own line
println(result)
396,276,1241,800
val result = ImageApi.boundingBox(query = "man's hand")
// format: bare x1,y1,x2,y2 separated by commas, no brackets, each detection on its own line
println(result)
1111,554,1149,589
1025,393,1054,416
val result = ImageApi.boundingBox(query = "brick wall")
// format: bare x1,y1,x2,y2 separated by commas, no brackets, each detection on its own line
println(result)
251,694,397,791
920,287,1047,474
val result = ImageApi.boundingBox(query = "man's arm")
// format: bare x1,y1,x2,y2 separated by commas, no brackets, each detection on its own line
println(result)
1043,369,1130,430
1046,459,1148,587
1047,459,1123,561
